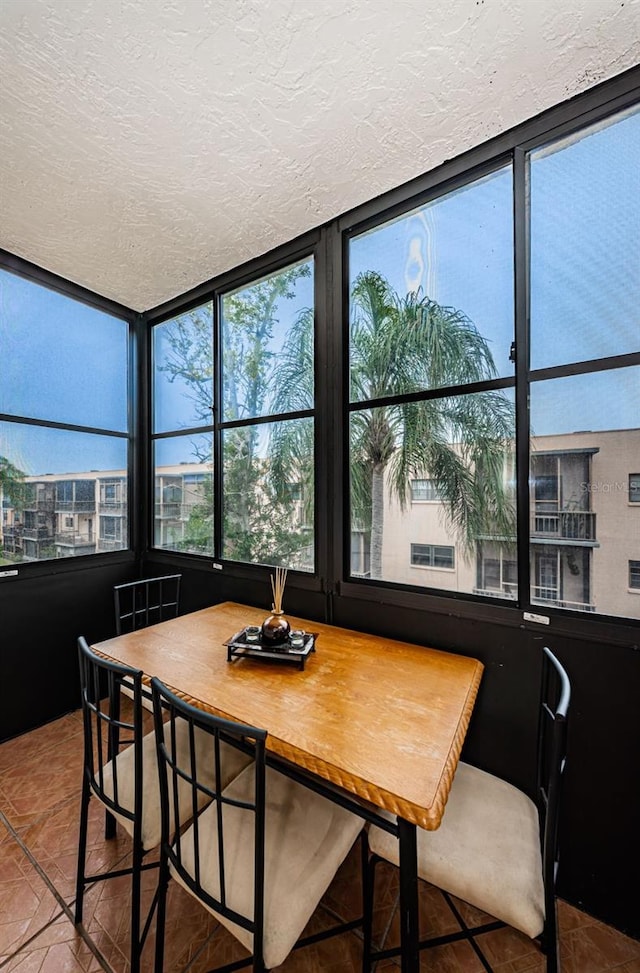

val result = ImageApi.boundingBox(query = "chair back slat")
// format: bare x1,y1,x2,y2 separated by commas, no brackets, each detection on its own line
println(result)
151,677,267,940
114,574,182,635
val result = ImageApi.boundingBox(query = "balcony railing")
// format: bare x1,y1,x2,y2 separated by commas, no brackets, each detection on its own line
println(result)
97,538,126,551
531,587,595,612
473,585,517,600
531,509,596,541
55,533,95,547
21,527,52,540
99,501,126,514
55,501,96,513
154,502,200,520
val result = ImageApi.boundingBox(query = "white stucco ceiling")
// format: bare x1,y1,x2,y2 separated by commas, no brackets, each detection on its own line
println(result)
1,0,639,312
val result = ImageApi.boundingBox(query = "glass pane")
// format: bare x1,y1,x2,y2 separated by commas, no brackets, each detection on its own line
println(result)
349,389,516,594
530,105,640,369
153,434,213,556
0,270,128,431
222,418,314,571
0,421,127,563
153,303,214,434
530,368,640,619
221,258,314,421
349,165,514,401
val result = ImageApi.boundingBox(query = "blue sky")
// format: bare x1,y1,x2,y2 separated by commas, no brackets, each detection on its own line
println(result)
350,104,639,437
0,271,128,475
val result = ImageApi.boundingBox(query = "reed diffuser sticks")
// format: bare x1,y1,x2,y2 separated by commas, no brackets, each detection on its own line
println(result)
270,566,288,614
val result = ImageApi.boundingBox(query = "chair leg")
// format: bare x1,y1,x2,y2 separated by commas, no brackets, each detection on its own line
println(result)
362,840,381,973
130,839,144,973
361,848,378,973
154,853,170,973
539,907,559,973
74,775,91,925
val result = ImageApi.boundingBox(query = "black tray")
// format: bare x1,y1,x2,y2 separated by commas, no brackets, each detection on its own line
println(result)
224,629,317,670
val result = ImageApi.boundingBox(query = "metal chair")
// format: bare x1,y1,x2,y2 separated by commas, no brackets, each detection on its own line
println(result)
114,573,182,635
114,573,182,712
75,637,250,973
151,676,367,973
364,645,571,973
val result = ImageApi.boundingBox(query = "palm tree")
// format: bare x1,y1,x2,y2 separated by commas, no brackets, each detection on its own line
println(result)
349,271,515,578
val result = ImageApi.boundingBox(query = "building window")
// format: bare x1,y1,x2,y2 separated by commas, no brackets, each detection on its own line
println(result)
0,269,129,565
411,544,455,569
630,561,640,590
410,479,442,502
630,475,640,503
476,546,517,598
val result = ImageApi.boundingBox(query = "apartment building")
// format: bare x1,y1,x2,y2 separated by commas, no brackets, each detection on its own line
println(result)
381,428,640,620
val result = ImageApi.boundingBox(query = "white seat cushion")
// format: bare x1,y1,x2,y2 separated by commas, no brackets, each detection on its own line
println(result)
368,761,545,939
171,764,364,969
98,721,252,851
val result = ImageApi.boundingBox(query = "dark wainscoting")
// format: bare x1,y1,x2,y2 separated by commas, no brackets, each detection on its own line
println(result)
3,553,638,944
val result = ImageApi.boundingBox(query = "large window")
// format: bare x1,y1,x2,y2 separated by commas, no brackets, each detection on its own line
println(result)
151,257,315,570
0,271,129,564
152,303,214,556
220,259,315,570
348,165,516,596
529,105,640,619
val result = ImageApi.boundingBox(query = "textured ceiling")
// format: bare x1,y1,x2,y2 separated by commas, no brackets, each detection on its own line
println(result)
1,0,639,312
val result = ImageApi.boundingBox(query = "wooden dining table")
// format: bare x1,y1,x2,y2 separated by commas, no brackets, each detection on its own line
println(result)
92,600,484,972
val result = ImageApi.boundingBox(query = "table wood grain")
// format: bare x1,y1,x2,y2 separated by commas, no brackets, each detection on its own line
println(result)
93,601,483,831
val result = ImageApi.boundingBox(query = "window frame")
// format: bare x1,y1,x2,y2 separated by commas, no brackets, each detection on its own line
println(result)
146,232,326,593
0,257,136,577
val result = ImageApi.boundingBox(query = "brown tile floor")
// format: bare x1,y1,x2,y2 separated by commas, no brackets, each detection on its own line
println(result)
1,711,639,973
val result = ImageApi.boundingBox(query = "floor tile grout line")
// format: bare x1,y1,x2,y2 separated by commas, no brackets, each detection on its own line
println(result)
0,791,81,836
0,909,66,969
0,807,114,973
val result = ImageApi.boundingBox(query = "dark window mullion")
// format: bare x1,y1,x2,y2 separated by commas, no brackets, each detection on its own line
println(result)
514,146,532,610
213,291,222,562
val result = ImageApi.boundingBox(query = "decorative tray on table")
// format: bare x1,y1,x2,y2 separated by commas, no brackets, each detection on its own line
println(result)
224,628,317,670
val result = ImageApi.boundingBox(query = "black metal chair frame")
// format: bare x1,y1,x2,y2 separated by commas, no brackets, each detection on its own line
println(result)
114,573,182,636
151,677,368,973
75,636,160,973
364,645,571,973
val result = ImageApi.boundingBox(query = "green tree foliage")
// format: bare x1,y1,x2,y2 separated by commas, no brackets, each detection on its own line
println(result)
159,263,314,567
348,271,516,579
0,455,26,507
220,263,314,567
